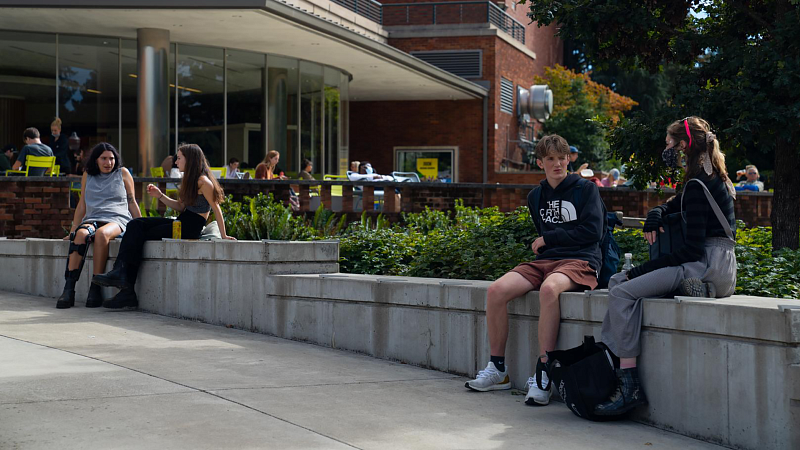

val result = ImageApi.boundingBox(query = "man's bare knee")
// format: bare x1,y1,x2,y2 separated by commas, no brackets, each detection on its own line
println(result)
73,229,90,244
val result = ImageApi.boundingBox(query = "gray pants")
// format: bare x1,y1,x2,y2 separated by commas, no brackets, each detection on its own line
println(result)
601,237,736,358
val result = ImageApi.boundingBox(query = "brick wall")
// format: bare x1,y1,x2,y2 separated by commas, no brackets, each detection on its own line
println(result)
0,179,73,239
2,179,772,239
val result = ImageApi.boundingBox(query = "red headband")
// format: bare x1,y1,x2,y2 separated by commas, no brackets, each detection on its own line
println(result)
684,119,692,148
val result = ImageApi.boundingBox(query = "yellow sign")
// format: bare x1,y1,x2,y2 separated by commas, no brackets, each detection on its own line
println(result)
416,158,438,179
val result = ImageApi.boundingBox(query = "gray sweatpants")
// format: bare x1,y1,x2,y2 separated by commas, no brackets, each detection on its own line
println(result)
601,237,736,358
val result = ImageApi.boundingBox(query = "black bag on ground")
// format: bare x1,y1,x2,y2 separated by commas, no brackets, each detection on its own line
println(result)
545,336,622,421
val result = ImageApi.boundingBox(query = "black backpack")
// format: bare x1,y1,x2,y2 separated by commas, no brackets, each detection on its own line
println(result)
544,336,623,421
530,179,621,288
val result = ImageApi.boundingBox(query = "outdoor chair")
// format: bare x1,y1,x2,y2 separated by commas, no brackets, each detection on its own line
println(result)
4,155,57,176
346,171,384,211
323,174,347,197
209,167,226,179
391,171,420,183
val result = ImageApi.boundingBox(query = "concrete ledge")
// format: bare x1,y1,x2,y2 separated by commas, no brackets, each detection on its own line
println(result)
1,239,797,449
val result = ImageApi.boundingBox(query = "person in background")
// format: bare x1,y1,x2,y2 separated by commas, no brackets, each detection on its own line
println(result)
160,154,176,176
350,160,360,173
567,146,589,173
225,157,241,179
49,117,71,174
0,144,16,171
601,168,621,187
735,165,764,192
13,128,54,176
355,161,393,181
255,150,288,180
299,158,314,180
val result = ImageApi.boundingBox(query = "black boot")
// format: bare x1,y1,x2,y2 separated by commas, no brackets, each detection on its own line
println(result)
103,287,138,309
594,367,648,416
56,270,80,309
85,283,104,308
92,260,131,289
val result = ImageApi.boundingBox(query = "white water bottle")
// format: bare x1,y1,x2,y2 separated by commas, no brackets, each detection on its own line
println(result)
622,253,634,271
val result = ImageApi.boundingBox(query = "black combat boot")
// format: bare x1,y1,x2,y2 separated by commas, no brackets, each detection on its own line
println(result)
594,367,648,416
92,260,131,289
56,270,81,309
103,286,138,309
85,282,104,308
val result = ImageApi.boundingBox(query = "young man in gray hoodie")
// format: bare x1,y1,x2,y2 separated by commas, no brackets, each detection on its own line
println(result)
465,134,604,406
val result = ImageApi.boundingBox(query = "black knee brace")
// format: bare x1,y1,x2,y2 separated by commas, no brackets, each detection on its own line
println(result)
65,223,97,277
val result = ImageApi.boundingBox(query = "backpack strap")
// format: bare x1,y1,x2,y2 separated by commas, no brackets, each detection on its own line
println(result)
680,178,734,240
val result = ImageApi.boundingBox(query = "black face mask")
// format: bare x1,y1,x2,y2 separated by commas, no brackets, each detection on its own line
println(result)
662,146,681,169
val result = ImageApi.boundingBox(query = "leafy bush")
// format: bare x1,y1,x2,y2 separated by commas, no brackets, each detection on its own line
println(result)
221,195,800,299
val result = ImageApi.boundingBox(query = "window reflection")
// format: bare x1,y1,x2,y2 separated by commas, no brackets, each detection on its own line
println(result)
227,49,265,171
177,44,224,166
300,61,322,176
268,56,298,174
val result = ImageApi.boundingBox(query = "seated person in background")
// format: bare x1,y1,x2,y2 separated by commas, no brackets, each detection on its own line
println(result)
69,147,89,177
735,165,764,192
255,150,288,180
160,154,175,176
601,168,621,187
299,158,314,180
352,161,393,181
225,157,241,179
350,160,360,173
13,127,54,176
566,146,589,173
57,143,141,309
0,145,16,171
581,168,604,187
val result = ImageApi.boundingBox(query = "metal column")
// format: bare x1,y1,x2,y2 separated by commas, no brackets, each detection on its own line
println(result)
136,28,170,174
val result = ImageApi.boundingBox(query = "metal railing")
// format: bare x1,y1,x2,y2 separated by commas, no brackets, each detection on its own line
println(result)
330,0,526,45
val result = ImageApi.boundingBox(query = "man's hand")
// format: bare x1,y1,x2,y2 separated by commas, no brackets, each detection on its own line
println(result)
531,236,546,255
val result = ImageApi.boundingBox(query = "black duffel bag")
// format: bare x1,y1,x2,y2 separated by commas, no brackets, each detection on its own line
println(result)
544,336,623,421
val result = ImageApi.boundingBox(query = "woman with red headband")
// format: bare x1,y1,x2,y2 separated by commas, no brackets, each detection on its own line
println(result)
594,116,737,416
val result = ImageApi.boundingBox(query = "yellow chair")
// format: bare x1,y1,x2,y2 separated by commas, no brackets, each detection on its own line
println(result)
150,167,165,178
243,168,255,179
210,167,226,179
323,174,347,197
5,155,57,176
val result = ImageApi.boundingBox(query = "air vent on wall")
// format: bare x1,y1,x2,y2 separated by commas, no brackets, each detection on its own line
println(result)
410,50,482,79
500,77,514,114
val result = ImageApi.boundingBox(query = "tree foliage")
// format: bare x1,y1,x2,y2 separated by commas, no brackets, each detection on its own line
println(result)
533,65,637,167
525,0,800,249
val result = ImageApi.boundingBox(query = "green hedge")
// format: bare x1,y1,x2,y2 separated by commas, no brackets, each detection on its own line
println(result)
222,195,800,299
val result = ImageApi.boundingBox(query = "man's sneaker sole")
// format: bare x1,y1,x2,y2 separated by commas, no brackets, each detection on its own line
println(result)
464,381,511,392
679,278,716,298
524,389,552,406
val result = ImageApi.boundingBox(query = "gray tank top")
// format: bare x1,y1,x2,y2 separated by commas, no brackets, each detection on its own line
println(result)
185,192,211,214
82,170,133,231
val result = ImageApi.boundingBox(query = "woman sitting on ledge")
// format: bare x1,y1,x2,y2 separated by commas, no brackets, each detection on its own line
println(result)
57,143,140,309
93,143,236,308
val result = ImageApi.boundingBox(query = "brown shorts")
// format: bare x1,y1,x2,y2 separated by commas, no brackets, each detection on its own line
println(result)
511,259,598,291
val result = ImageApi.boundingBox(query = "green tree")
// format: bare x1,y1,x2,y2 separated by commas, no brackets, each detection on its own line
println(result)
525,0,800,249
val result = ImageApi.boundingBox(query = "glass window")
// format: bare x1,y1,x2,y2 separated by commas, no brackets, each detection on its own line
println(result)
339,72,349,175
58,35,120,172
177,44,224,166
324,67,340,176
120,39,138,173
267,55,298,174
395,148,458,182
226,49,265,172
0,31,56,161
300,61,323,177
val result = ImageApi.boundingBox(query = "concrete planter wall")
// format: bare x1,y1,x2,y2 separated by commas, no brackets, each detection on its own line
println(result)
0,238,797,449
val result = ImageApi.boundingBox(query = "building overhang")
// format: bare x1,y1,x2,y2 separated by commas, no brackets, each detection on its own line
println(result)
0,0,488,101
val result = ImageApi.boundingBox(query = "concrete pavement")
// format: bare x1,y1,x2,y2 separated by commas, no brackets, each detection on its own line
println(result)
0,290,725,450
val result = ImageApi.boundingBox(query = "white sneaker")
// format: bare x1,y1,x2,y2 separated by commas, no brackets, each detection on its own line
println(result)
524,370,552,406
465,362,511,392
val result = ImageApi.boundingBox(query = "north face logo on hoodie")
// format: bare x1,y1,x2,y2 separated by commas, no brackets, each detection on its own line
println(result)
540,200,578,224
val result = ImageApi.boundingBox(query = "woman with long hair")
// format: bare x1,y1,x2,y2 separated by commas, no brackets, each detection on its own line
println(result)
93,143,236,308
57,143,140,309
255,150,287,180
595,116,737,416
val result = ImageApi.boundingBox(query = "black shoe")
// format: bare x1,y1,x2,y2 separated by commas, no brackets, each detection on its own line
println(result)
56,270,80,309
85,283,104,308
92,260,131,289
594,367,648,416
103,287,138,309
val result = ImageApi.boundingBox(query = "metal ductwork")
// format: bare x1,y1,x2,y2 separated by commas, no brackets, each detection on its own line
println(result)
517,84,553,121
